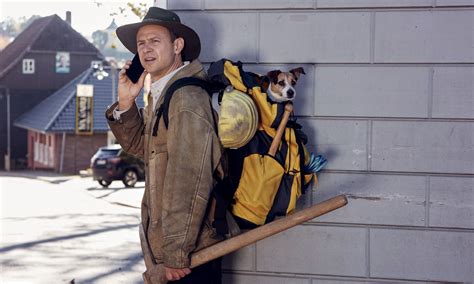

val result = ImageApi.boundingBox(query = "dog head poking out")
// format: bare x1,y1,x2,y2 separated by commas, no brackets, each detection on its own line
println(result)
266,67,306,103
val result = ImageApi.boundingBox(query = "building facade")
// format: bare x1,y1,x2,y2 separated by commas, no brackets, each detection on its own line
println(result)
167,1,474,283
0,14,104,170
14,67,134,175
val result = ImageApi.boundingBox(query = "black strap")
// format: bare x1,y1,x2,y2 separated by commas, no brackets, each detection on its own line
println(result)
152,77,213,136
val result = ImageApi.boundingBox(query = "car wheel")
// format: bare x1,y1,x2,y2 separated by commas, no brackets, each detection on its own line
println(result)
98,179,112,188
122,170,138,187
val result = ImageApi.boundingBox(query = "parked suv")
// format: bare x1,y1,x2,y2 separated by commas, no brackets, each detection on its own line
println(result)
91,144,145,188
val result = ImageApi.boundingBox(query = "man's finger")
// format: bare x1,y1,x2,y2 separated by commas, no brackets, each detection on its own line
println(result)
137,71,148,87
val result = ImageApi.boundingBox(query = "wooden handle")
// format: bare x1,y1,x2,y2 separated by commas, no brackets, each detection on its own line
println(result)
268,103,293,156
140,195,347,282
190,194,348,268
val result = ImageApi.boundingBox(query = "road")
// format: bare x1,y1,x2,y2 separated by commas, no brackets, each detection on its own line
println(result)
0,172,146,284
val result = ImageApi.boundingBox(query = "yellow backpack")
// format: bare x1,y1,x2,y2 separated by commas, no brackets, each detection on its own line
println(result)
208,59,326,232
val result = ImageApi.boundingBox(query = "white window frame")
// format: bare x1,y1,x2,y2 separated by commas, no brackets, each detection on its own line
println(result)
22,59,35,74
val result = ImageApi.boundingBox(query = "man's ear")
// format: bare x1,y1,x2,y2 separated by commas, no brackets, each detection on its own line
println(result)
174,37,185,55
290,67,306,80
267,70,282,84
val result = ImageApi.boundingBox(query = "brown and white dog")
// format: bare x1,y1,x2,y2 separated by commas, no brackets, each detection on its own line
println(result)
265,67,306,103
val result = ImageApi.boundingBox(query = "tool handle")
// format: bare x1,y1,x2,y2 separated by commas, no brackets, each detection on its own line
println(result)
190,194,348,268
268,103,293,156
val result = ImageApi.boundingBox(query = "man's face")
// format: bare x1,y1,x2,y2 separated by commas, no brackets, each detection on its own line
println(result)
136,24,178,80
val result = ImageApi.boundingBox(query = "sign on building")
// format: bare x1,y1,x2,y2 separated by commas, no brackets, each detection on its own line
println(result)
56,52,70,73
76,84,94,135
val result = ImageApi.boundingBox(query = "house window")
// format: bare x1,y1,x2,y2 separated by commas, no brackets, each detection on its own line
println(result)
22,59,35,74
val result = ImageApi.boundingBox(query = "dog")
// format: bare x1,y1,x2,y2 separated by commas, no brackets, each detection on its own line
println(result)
265,67,306,103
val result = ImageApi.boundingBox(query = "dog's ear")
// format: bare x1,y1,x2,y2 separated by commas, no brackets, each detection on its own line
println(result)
267,70,282,84
290,67,306,80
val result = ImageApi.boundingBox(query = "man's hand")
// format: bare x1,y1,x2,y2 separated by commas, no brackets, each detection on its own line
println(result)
117,59,147,111
164,267,191,281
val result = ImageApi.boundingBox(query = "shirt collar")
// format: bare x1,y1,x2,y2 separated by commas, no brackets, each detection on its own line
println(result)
150,61,190,101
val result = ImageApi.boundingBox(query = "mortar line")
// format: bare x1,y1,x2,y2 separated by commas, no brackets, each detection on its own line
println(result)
425,176,431,227
256,12,261,63
428,66,434,119
312,63,317,116
370,11,376,63
366,226,371,278
314,0,318,9
253,243,257,272
367,120,373,171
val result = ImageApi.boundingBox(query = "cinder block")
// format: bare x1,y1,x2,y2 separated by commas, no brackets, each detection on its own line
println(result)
259,12,371,63
247,64,314,116
256,226,367,276
370,229,474,282
429,176,474,229
432,67,474,119
223,273,310,284
375,11,474,63
437,0,474,6
222,243,255,271
176,12,258,63
299,119,368,171
312,173,426,226
317,0,433,8
314,66,430,117
371,121,474,174
168,0,202,10
206,0,314,9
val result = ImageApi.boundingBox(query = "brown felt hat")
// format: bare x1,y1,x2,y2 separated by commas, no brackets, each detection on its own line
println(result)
116,7,200,61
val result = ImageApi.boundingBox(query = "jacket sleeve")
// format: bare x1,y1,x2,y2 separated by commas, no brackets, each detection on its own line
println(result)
105,102,145,160
161,90,221,268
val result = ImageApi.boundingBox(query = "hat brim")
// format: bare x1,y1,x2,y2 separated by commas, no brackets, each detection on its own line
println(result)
116,19,201,61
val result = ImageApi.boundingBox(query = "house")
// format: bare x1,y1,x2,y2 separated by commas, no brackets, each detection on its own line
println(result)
14,66,144,174
0,13,104,170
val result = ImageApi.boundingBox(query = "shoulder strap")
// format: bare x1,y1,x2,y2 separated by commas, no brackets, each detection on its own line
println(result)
152,77,213,136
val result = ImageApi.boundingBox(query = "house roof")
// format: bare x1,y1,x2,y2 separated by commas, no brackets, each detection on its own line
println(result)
14,66,145,133
0,14,101,79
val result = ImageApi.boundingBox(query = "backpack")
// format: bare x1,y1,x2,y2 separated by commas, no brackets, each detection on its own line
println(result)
154,59,326,236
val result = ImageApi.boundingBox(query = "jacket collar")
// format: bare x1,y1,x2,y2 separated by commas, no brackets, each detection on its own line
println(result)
156,60,206,110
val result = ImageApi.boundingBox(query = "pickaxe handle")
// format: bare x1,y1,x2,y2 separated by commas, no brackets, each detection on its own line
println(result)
268,102,293,156
140,195,348,283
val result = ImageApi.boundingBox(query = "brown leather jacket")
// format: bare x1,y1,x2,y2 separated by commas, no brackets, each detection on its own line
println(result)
106,60,224,269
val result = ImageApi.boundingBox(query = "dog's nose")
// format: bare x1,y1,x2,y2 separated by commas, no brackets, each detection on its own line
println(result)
287,89,294,98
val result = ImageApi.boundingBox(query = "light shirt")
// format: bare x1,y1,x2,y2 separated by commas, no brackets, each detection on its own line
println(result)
113,61,190,120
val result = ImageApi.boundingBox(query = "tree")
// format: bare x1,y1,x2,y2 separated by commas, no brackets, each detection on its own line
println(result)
92,30,108,50
0,15,41,38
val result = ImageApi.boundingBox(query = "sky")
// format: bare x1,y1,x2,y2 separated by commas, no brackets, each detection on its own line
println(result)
0,0,161,39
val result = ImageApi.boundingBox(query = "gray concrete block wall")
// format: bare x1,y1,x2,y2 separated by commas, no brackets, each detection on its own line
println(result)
166,0,474,282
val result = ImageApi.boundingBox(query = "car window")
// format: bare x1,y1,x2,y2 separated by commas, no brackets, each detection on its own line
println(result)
99,149,120,157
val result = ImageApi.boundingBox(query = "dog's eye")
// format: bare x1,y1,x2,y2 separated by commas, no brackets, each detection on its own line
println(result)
291,80,296,86
278,81,285,86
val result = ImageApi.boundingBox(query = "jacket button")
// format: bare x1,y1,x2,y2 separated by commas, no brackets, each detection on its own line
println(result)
151,151,155,154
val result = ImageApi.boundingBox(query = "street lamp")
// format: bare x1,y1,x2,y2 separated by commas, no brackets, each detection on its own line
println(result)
0,85,11,171
92,59,119,104
92,60,119,145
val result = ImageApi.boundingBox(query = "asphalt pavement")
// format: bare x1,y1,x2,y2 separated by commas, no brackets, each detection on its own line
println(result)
0,170,146,284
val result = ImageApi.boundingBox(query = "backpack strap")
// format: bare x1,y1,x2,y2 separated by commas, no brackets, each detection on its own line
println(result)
152,77,213,136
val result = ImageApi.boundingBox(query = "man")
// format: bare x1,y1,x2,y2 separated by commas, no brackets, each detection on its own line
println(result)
105,7,224,283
